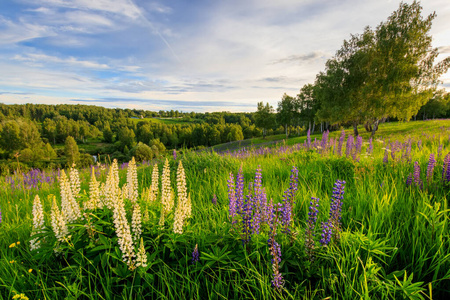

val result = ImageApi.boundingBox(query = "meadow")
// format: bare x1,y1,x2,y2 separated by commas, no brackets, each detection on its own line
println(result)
0,120,449,299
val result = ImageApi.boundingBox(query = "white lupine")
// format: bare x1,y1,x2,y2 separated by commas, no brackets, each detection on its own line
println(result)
59,170,82,223
85,167,100,210
131,203,142,241
135,237,147,268
127,157,138,204
51,197,69,241
173,161,190,234
112,189,136,269
121,183,128,201
69,166,81,198
30,195,45,250
104,161,120,210
161,158,173,214
151,163,159,199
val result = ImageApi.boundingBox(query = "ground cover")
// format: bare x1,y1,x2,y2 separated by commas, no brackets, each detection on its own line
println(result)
0,120,449,299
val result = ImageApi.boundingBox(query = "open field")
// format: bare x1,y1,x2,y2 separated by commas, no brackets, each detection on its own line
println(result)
0,119,449,299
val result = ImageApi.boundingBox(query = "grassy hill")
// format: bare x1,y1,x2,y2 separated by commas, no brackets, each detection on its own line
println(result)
0,119,449,299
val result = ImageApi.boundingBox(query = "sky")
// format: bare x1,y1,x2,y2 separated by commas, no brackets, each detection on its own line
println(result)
0,0,449,113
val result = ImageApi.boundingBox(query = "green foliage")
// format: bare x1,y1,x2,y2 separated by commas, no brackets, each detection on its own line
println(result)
65,136,80,166
255,102,276,139
131,142,154,162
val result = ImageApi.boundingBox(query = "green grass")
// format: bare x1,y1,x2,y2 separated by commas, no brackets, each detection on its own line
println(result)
0,119,449,299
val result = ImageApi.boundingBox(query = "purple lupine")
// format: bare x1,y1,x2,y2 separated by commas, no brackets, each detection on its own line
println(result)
320,130,329,153
289,166,299,205
280,189,292,236
355,136,363,155
443,153,450,183
236,167,244,215
173,149,177,160
305,197,319,261
268,204,284,289
426,153,436,183
192,244,199,264
241,192,253,245
320,220,333,246
337,130,345,156
212,194,217,205
329,180,345,240
367,138,373,155
414,161,422,189
228,173,237,223
437,144,443,159
345,135,354,158
383,146,389,164
306,129,311,150
406,173,413,186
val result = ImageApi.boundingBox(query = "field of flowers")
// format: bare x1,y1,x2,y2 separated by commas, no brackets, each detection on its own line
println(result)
0,120,449,299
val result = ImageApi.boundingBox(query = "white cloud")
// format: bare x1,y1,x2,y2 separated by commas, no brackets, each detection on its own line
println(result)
13,53,110,69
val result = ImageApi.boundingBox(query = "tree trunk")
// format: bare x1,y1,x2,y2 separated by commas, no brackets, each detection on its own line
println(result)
285,124,288,140
353,122,359,137
371,120,379,137
312,121,316,134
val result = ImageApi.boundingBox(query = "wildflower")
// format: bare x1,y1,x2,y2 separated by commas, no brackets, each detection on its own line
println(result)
69,166,81,198
10,260,15,264
443,153,450,183
306,129,311,150
406,173,413,186
9,242,16,248
345,135,354,157
30,195,45,250
337,130,345,156
28,269,33,273
104,160,120,210
0,207,2,224
151,163,159,200
319,220,332,246
228,172,237,223
85,167,100,210
192,244,199,264
174,161,190,234
320,130,329,153
59,170,82,223
127,157,138,204
161,158,173,214
51,196,69,241
235,166,244,215
414,161,422,188
135,237,147,268
383,146,389,164
268,206,284,289
131,203,142,241
112,186,136,269
305,197,319,261
329,179,345,240
212,194,217,205
12,293,29,300
173,149,177,160
426,153,436,183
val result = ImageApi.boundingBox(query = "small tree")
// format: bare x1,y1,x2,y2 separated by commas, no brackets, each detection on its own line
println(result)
254,102,276,139
65,136,80,166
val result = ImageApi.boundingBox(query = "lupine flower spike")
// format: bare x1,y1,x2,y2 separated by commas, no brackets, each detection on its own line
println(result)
30,195,45,250
192,244,199,264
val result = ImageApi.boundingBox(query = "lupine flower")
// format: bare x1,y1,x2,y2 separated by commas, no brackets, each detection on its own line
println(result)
443,153,450,183
104,160,120,210
306,129,311,150
414,161,423,189
329,180,345,241
161,158,173,215
367,137,373,155
131,203,142,241
192,244,199,264
305,197,319,261
406,173,413,186
383,146,389,164
135,237,147,268
85,167,100,210
69,166,81,198
355,136,363,155
212,194,217,205
228,172,237,223
51,196,69,241
127,157,138,204
268,206,284,289
345,135,354,157
320,130,329,153
30,195,44,250
241,192,253,245
337,130,345,156
112,185,136,269
173,149,177,160
426,153,436,183
235,166,244,215
151,163,159,199
174,161,190,234
437,144,443,159
59,170,82,223
319,220,332,246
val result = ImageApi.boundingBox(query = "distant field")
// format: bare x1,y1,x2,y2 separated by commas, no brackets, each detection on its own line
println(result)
129,117,191,125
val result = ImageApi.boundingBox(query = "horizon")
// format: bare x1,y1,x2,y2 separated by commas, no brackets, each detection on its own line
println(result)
0,0,449,113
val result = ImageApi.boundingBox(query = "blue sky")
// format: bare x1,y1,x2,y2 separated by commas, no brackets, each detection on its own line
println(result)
0,0,449,112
